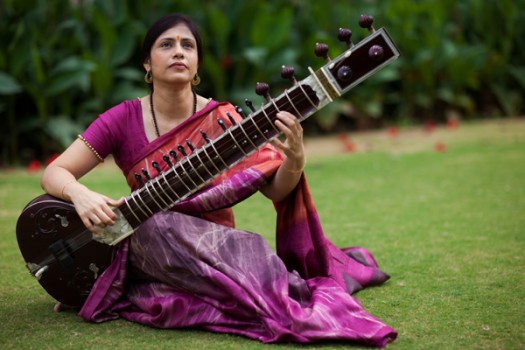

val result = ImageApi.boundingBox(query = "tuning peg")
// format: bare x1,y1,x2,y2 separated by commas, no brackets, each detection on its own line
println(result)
141,168,151,180
152,161,162,174
169,150,179,162
314,43,330,62
244,99,256,113
186,140,195,152
368,44,384,61
255,82,271,102
134,173,145,186
200,130,211,143
177,145,188,157
338,28,353,48
163,154,173,167
358,14,375,33
281,65,298,85
226,112,237,125
236,106,247,118
217,118,228,131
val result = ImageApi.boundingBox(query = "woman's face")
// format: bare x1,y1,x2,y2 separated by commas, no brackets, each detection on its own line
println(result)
144,23,199,87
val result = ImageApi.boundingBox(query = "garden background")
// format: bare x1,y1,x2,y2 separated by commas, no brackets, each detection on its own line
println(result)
1,1,524,349
1,0,523,166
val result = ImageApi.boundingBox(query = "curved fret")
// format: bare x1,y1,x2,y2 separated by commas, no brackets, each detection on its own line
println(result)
248,117,269,142
201,146,222,173
148,181,170,210
260,106,280,134
144,182,166,211
194,151,215,178
161,171,181,201
171,167,192,192
185,156,207,184
159,172,179,201
226,129,248,155
237,123,258,149
178,162,200,188
131,191,153,216
208,142,229,168
123,197,141,224
284,89,304,119
297,83,319,111
270,98,281,115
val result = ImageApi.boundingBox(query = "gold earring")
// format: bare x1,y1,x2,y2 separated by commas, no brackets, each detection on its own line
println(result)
144,71,153,84
192,73,201,86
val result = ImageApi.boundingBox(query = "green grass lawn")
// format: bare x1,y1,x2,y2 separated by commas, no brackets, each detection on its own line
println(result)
1,119,524,349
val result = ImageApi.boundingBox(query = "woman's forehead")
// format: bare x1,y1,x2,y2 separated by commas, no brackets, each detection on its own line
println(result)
158,24,195,41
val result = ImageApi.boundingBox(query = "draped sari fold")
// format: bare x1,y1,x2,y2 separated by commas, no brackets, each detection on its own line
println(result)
78,101,397,347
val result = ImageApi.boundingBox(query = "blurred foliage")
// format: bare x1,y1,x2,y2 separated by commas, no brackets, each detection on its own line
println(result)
0,0,523,165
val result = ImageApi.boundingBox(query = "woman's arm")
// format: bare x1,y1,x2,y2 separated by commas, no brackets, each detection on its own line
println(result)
259,111,305,202
41,138,123,233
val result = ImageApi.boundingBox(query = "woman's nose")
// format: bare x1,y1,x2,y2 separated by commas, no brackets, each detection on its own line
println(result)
172,43,184,57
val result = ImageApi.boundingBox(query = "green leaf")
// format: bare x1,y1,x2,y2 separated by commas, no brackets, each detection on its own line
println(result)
30,44,46,85
509,65,525,90
115,67,143,82
0,71,22,94
51,56,97,75
243,47,268,66
207,6,230,58
109,22,138,67
250,7,292,50
44,115,85,148
45,71,91,96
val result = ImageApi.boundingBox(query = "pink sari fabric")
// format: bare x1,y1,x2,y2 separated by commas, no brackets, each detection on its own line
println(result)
78,100,397,347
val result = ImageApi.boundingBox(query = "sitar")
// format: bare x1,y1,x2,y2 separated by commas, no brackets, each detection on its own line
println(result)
16,15,400,307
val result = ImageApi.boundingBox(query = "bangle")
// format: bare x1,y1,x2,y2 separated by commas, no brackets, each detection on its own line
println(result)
61,180,77,198
281,160,305,173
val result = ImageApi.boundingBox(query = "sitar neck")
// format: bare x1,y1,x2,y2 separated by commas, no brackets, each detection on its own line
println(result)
115,24,400,230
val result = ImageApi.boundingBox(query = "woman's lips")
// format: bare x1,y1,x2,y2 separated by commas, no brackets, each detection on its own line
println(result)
169,62,187,69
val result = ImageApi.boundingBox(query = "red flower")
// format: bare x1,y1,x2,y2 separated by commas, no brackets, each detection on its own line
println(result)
447,119,459,129
46,153,59,165
221,56,233,70
435,142,446,152
423,120,436,133
388,127,398,138
337,133,356,153
27,160,42,172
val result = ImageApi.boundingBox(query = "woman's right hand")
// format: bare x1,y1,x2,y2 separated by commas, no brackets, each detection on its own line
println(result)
63,181,124,234
41,138,125,235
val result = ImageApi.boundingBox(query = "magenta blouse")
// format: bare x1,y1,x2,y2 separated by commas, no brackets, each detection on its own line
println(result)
82,98,219,177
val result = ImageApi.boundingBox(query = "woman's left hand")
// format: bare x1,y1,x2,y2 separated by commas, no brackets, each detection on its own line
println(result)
270,111,305,169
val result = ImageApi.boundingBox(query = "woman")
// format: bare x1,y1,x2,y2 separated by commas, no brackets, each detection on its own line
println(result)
41,13,396,347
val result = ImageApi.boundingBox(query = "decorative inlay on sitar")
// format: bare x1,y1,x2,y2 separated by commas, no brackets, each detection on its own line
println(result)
16,15,400,307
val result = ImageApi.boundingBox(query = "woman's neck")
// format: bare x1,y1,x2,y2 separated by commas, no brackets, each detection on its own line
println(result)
152,84,195,122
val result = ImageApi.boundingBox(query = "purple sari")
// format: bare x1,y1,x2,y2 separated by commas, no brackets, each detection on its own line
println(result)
77,99,397,347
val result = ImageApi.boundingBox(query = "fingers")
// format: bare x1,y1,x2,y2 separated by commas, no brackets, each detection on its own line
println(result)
76,196,120,234
272,112,304,159
274,112,303,140
80,207,114,233
107,196,126,208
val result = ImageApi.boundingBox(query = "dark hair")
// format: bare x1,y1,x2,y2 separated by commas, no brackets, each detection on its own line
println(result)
141,13,203,65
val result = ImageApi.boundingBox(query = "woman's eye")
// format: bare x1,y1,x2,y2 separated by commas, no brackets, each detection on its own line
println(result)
160,42,172,48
